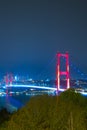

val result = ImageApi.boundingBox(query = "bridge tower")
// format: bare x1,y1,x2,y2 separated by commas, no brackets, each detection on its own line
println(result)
5,73,13,96
5,74,9,95
56,52,70,92
9,73,13,85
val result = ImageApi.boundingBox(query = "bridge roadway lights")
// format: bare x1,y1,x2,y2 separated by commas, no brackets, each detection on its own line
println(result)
3,84,57,91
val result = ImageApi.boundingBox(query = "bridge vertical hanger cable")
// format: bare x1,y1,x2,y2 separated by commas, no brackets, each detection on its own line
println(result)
69,55,87,80
37,55,56,80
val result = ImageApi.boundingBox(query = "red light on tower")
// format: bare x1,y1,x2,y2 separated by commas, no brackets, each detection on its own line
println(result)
5,74,9,95
56,52,70,92
10,73,13,85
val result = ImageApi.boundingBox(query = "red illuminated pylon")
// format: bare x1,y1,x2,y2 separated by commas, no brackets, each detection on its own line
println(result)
56,52,70,91
9,73,13,85
5,74,9,95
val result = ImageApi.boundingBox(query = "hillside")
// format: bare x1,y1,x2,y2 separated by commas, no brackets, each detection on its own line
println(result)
0,89,87,130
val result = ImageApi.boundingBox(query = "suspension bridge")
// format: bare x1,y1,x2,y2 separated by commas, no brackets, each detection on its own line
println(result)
2,52,87,96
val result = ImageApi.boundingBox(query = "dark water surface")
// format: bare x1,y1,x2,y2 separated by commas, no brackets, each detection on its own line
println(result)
0,94,32,113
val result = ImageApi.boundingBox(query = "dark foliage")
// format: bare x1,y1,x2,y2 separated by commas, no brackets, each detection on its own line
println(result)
0,90,87,130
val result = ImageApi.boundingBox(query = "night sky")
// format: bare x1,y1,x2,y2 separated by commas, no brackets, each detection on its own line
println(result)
0,0,87,79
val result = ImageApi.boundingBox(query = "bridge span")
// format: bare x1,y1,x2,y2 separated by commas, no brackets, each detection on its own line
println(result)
3,84,57,91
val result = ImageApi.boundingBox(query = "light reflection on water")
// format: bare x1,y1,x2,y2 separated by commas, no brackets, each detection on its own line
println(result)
0,94,32,113
0,90,86,113
0,86,55,112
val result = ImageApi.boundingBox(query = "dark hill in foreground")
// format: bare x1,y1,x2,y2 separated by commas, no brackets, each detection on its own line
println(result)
1,89,87,130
